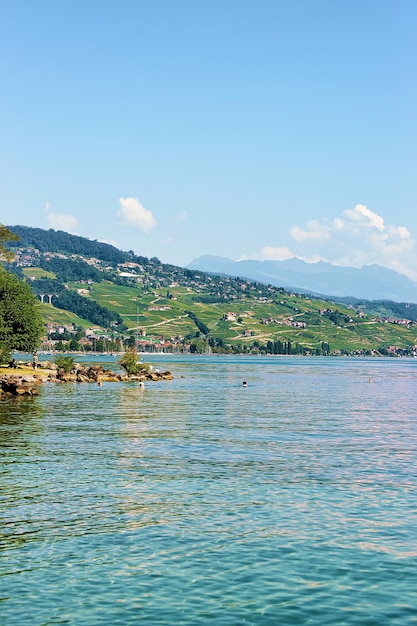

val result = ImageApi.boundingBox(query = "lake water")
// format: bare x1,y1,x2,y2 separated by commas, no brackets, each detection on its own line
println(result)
1,355,417,625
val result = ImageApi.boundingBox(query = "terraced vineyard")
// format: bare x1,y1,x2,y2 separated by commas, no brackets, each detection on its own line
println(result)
6,225,417,355
70,280,417,354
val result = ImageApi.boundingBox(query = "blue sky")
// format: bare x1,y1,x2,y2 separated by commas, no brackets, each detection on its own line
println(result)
1,0,417,278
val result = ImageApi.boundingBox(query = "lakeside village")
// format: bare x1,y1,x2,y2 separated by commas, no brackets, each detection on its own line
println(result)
41,317,417,358
42,321,176,355
13,245,417,358
41,313,417,360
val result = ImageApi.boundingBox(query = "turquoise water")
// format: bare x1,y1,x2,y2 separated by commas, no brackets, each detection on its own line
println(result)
1,356,417,625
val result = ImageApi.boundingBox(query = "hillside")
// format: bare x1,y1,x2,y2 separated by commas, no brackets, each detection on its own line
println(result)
7,225,130,263
4,225,417,356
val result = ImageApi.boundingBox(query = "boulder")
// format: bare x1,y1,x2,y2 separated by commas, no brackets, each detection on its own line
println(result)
0,375,40,396
76,374,91,383
58,372,77,382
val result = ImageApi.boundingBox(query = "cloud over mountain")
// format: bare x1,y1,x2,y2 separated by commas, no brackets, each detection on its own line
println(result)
45,202,78,233
257,205,417,281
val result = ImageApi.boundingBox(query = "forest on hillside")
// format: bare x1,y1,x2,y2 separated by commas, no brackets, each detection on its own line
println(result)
7,225,151,265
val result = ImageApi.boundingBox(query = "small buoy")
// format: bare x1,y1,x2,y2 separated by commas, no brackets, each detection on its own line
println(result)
242,381,247,387
97,381,102,386
369,378,373,383
138,381,145,388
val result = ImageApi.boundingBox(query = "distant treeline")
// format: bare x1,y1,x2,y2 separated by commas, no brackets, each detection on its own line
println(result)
367,300,417,322
333,296,417,322
7,225,157,268
38,257,105,283
185,310,210,335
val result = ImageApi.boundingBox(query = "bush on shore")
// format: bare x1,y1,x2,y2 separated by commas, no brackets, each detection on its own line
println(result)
54,355,75,373
118,348,151,376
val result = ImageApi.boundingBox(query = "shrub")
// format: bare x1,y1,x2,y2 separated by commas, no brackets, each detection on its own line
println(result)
118,348,143,375
54,355,75,373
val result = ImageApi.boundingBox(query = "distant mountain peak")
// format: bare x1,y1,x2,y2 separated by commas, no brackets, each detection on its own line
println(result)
187,255,417,302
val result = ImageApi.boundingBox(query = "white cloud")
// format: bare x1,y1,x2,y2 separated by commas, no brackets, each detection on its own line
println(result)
397,226,411,239
343,204,385,232
257,247,323,264
247,204,417,281
259,246,295,261
290,220,332,242
45,203,78,233
287,204,417,280
117,197,156,234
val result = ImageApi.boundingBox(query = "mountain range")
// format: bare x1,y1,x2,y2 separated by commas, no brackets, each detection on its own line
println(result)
187,256,417,303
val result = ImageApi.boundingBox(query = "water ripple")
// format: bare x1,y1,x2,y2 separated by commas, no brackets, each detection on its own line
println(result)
1,357,417,624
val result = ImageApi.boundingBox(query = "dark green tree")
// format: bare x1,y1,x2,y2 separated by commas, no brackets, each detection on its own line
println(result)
68,338,80,351
274,339,284,354
126,335,136,348
321,341,330,355
0,268,44,354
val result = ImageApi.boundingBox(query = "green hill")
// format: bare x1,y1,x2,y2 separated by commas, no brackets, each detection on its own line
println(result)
5,226,417,356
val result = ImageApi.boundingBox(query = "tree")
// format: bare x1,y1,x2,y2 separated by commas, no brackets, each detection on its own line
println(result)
0,224,19,262
126,335,136,348
321,341,330,355
68,338,80,351
0,268,44,354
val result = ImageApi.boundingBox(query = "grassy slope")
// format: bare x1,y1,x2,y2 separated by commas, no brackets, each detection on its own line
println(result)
23,268,56,279
39,302,92,329
62,281,417,351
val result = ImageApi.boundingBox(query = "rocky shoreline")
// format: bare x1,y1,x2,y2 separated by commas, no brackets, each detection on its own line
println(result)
0,362,173,397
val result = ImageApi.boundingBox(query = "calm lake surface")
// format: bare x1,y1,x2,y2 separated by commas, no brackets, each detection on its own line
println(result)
1,355,417,625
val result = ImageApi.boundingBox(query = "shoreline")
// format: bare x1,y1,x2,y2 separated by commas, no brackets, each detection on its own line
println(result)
0,362,173,397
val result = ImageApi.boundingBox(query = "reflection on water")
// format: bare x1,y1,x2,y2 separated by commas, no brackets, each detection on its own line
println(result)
0,395,44,441
1,356,417,625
